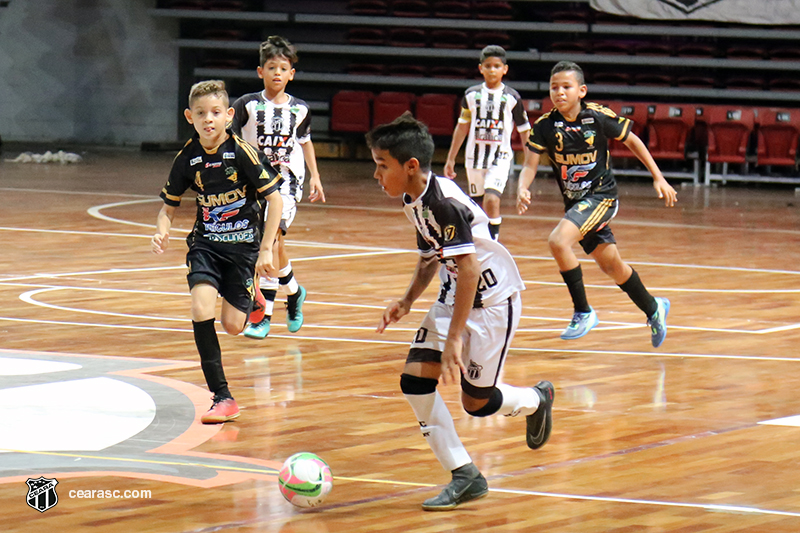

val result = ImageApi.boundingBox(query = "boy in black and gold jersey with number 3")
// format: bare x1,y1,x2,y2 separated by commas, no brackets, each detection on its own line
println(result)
517,61,677,347
152,80,283,423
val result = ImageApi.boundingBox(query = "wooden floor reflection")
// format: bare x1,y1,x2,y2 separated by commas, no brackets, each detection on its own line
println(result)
1,151,800,532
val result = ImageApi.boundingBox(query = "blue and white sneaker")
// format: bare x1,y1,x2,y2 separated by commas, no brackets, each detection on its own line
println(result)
243,316,271,339
560,307,599,340
286,286,306,333
648,297,670,348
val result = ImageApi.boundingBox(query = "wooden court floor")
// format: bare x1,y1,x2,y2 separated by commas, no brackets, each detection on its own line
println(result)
1,149,800,532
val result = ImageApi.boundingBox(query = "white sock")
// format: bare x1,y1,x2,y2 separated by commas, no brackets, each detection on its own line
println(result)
259,276,280,316
489,217,502,225
404,391,472,472
278,262,299,295
496,383,540,417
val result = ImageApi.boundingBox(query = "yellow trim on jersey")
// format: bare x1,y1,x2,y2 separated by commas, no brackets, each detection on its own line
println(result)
528,140,546,151
161,189,182,202
586,102,617,118
233,134,261,166
534,111,553,124
580,198,613,236
173,138,194,162
256,170,281,193
615,119,632,141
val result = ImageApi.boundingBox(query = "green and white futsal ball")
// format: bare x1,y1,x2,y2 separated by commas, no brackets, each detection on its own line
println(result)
278,452,333,507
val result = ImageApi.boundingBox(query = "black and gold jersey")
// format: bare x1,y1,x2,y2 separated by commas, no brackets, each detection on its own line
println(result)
526,101,632,207
160,130,282,252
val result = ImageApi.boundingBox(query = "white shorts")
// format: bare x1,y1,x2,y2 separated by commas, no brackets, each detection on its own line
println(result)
278,192,297,234
465,160,512,197
407,292,521,391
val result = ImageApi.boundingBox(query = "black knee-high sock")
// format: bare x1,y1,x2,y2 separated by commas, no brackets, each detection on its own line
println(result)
618,268,658,317
560,265,591,313
192,318,232,399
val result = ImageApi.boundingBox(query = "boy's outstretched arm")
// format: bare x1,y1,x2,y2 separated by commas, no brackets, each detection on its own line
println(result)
623,132,678,207
152,203,176,254
256,190,283,278
377,254,438,334
301,141,326,203
439,252,479,386
444,122,469,179
516,149,541,214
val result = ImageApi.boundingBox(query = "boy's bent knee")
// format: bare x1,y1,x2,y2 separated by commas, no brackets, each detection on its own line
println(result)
221,317,245,335
463,386,503,417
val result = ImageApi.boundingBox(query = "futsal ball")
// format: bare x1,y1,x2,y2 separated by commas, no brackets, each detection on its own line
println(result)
278,452,333,508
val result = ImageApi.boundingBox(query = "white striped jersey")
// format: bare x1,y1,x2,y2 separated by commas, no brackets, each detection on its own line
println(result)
232,91,311,202
403,174,525,308
459,83,530,170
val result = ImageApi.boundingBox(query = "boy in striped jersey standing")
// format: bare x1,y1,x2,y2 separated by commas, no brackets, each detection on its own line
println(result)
444,45,530,240
517,61,677,346
232,35,326,339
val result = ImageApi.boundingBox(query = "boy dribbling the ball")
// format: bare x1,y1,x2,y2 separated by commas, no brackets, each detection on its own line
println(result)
152,80,283,423
368,113,554,511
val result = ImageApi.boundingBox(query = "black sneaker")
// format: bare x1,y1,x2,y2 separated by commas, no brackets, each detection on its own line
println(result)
526,381,554,450
421,463,489,511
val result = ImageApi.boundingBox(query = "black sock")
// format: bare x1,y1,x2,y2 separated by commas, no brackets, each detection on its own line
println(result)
261,287,276,321
560,265,591,313
287,290,301,305
488,221,500,240
192,319,232,399
618,268,658,317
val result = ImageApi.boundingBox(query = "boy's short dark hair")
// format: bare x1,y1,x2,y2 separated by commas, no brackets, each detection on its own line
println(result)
551,61,585,85
366,112,435,171
188,80,228,107
480,45,506,64
259,35,298,67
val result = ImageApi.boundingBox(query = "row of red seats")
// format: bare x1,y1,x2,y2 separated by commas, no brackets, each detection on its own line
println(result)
553,41,800,61
349,0,513,20
331,91,459,136
518,98,800,168
331,91,800,168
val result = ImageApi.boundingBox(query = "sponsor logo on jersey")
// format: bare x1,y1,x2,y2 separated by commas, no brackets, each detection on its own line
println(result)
554,151,598,166
222,152,235,159
196,187,247,207
190,156,202,166
576,200,591,212
581,117,595,124
562,162,597,183
202,197,246,224
565,126,582,133
258,134,293,149
225,166,238,183
204,229,255,243
444,225,456,241
475,118,504,130
203,219,251,233
205,161,222,168
583,130,595,146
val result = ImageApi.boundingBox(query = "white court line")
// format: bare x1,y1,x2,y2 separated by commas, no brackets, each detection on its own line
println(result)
510,346,800,363
524,279,800,293
490,487,800,518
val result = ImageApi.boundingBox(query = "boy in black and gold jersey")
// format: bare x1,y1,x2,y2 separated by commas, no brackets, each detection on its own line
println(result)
152,80,283,423
517,61,677,347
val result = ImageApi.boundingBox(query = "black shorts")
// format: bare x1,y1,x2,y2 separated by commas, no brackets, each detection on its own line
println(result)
186,244,258,314
564,196,619,255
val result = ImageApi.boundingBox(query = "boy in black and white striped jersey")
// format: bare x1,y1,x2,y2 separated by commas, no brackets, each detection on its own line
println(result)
232,35,326,339
444,45,530,241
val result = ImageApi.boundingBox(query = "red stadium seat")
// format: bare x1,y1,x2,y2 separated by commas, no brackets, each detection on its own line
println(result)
330,91,373,133
474,1,514,20
348,0,389,15
388,27,427,47
704,105,756,184
373,92,415,128
705,105,755,164
391,0,430,17
430,29,469,49
347,28,386,46
473,31,512,50
388,64,426,77
756,108,800,167
432,0,470,18
415,93,458,136
646,104,696,160
605,101,651,159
